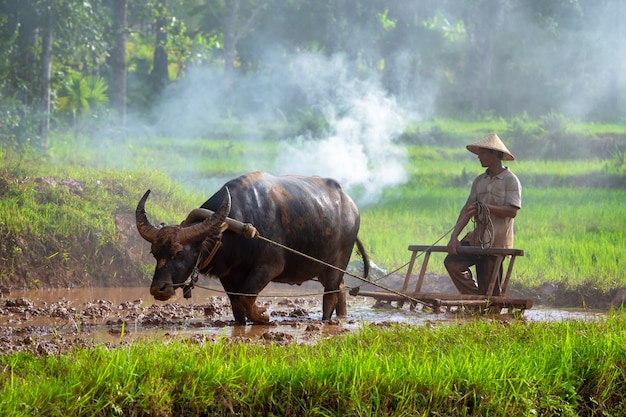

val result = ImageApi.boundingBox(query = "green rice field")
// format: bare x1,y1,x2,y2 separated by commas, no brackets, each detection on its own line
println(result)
2,314,626,416
5,136,626,290
356,147,625,289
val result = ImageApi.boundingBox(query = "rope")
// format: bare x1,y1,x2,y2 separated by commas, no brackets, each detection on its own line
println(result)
472,201,494,249
346,224,456,295
184,283,339,298
173,229,460,307
254,235,431,306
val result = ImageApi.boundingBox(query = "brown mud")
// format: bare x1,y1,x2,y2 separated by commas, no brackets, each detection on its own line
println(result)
0,278,611,356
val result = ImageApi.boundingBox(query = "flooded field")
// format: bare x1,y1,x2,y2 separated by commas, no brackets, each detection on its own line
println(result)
0,284,604,355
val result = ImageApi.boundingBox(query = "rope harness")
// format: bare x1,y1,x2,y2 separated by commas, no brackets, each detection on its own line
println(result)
472,201,494,249
182,239,222,298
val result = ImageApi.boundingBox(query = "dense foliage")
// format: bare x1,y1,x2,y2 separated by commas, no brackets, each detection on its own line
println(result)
1,0,625,152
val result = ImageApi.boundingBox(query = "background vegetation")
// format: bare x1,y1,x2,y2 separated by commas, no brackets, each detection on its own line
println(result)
1,0,625,302
2,0,626,149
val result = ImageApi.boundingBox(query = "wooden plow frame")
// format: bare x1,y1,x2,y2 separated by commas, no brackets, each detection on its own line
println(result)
358,245,532,315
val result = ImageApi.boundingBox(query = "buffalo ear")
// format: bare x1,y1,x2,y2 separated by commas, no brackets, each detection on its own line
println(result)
179,187,231,244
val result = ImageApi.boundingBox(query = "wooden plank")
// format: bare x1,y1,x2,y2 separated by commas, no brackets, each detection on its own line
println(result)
355,244,529,314
356,290,533,310
501,255,517,297
401,250,419,292
485,254,504,296
404,245,524,298
360,290,508,301
436,298,533,309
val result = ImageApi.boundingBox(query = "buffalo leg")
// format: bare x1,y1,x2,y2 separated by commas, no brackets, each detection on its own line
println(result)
240,295,269,324
322,291,338,320
322,287,347,320
227,293,248,325
321,271,347,320
335,281,347,317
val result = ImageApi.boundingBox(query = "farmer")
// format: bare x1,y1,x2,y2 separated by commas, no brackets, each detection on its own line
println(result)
444,134,522,296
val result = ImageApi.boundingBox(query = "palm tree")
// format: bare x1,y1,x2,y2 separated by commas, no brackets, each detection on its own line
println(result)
56,73,109,129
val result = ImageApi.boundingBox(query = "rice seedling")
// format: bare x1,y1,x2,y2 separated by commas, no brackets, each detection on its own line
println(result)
2,313,626,416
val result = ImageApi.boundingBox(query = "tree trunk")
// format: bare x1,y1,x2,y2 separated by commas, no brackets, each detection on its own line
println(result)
110,0,127,133
222,0,240,79
39,6,53,148
151,0,169,95
13,0,40,106
220,0,266,83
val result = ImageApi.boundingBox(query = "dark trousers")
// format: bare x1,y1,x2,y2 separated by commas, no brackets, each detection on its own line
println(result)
444,243,503,296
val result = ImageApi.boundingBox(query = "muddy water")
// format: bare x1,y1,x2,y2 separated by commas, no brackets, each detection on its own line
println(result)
3,284,433,346
1,284,604,354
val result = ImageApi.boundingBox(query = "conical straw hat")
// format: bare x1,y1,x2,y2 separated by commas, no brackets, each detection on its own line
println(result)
466,134,515,161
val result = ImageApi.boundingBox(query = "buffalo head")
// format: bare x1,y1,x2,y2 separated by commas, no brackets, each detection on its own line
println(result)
135,188,231,301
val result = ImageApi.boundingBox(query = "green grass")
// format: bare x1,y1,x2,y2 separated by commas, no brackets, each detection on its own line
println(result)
405,118,511,141
48,135,281,179
406,117,626,139
0,157,201,286
3,313,626,415
2,133,625,290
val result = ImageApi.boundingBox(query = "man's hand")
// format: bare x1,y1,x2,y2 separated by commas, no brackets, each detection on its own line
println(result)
447,202,477,255
465,201,478,218
447,237,460,255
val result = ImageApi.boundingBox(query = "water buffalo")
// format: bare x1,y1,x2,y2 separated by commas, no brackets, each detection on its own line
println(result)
136,171,369,324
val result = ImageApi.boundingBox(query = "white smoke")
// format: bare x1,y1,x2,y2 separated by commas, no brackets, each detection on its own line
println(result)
273,53,409,204
148,52,414,206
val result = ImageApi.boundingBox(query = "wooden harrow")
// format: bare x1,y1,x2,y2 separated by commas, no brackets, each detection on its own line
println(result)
357,245,532,315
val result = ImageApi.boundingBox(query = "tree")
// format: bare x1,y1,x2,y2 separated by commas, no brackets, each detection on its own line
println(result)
39,4,54,145
206,0,268,76
151,0,170,93
57,73,109,130
457,0,505,114
0,0,110,146
0,0,39,104
109,0,128,130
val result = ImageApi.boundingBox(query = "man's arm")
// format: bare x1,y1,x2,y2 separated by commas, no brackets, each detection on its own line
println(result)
446,202,477,255
482,203,519,219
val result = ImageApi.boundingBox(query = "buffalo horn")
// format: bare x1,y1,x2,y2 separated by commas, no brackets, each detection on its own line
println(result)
184,208,257,239
136,189,159,243
179,187,232,244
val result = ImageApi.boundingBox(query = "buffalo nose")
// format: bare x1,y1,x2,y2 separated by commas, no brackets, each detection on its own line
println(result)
150,285,175,301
